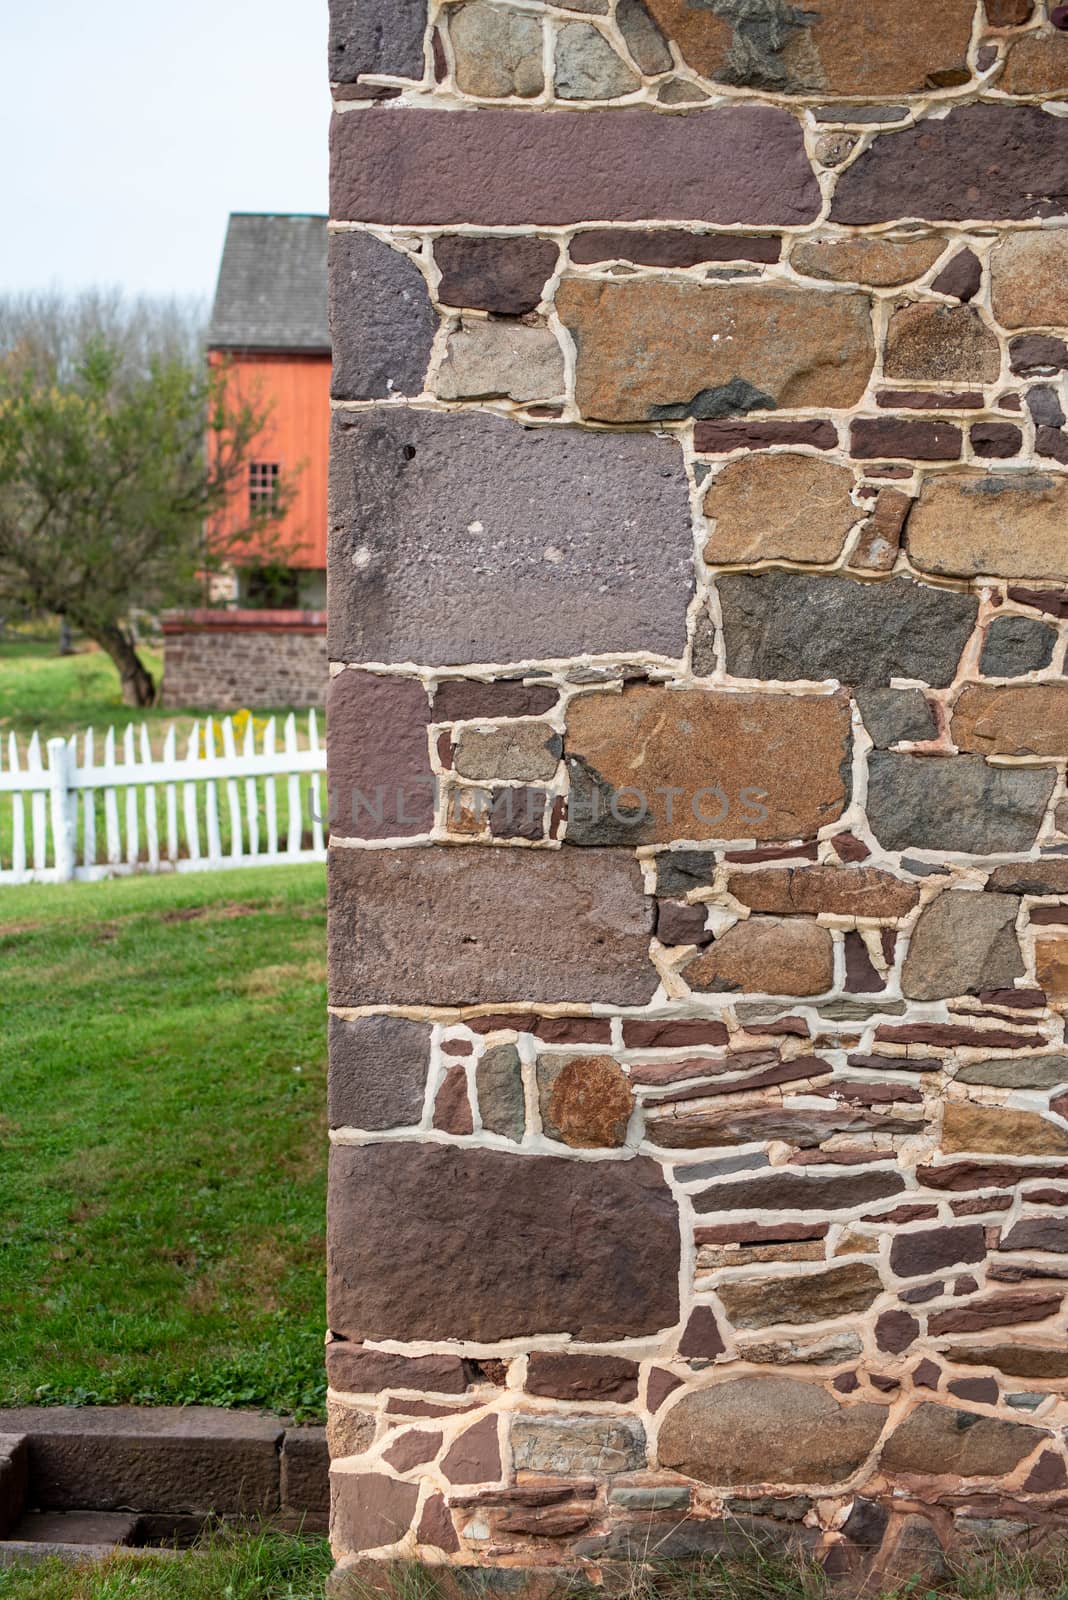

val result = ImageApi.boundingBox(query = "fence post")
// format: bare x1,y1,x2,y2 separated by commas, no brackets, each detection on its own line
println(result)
47,737,77,883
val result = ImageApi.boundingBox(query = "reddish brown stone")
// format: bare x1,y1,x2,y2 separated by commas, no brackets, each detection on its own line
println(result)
929,1292,1063,1334
1010,335,1068,375
386,1398,480,1418
332,106,821,227
695,1221,829,1245
1001,26,1068,92
832,106,1068,225
1036,427,1068,463
416,1492,461,1554
693,419,837,452
537,1055,634,1148
832,831,873,862
876,1311,920,1354
931,249,983,303
723,843,821,864
332,1471,420,1554
793,235,945,288
1000,1218,1068,1254
971,423,1022,459
571,230,781,267
1024,1451,1068,1493
434,236,558,316
526,1354,639,1403
329,846,655,1008
1032,908,1068,926
843,934,883,996
985,0,1033,22
678,1307,727,1359
913,1359,942,1389
328,671,432,840
657,900,712,947
432,680,559,721
433,1065,473,1136
876,390,984,409
326,1346,473,1396
849,488,913,573
441,1417,501,1486
890,1226,986,1279
328,1143,680,1343
647,1369,683,1411
881,1403,1041,1478
725,865,918,919
987,860,1068,894
693,1169,905,1214
1007,587,1068,618
919,1160,1068,1191
951,1195,1012,1216
875,1024,1044,1049
382,1430,443,1473
651,1057,827,1104
622,1019,730,1049
851,418,962,460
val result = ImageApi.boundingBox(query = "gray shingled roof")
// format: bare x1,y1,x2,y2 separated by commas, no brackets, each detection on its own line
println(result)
208,214,329,352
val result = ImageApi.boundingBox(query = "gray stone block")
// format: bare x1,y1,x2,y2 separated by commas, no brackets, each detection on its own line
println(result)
867,754,1056,857
328,1014,431,1131
329,0,426,83
328,409,693,667
330,233,437,402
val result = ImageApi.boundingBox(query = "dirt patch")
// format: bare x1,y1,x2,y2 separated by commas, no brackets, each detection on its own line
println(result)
160,902,262,924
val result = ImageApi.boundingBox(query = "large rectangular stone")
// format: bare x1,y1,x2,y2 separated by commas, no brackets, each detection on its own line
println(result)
330,107,821,227
557,278,875,423
328,845,656,1006
907,473,1068,583
328,1142,680,1343
832,106,1068,226
328,409,693,666
0,1408,283,1515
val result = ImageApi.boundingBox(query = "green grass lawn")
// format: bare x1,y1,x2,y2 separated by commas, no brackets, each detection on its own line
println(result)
0,638,172,745
0,864,327,1419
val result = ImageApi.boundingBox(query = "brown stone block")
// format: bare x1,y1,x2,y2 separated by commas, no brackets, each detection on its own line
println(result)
434,235,558,316
883,305,1000,386
832,105,1068,225
693,1168,905,1213
571,229,781,267
793,236,945,288
282,1427,329,1515
719,1264,882,1330
526,1353,639,1402
564,684,851,845
327,671,433,840
726,864,918,919
850,418,962,461
331,1470,420,1555
881,1401,1042,1478
328,846,656,1007
686,918,834,998
557,277,874,423
1001,26,1068,92
1036,936,1068,1004
326,1345,472,1396
952,684,1068,758
991,229,1068,331
432,680,559,721
694,418,837,452
327,1142,680,1343
621,1018,730,1048
331,106,820,228
702,454,857,566
930,1291,1063,1335
642,0,972,95
943,1102,1068,1157
536,1055,634,1148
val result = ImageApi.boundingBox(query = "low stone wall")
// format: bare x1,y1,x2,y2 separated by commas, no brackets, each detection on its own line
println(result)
326,0,1068,1587
161,611,326,710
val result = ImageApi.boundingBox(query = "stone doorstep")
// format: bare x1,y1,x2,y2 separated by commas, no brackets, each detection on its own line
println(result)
0,1409,328,1529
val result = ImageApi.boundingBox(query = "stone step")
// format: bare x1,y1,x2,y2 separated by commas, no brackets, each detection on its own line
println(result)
0,1407,327,1519
12,1509,142,1545
0,1436,28,1539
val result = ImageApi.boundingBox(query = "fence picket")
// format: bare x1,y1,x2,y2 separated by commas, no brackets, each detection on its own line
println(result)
264,717,279,855
28,733,47,872
163,726,179,863
204,719,222,865
243,718,259,859
1,707,327,888
123,724,139,866
81,729,96,869
9,734,26,879
284,713,301,855
183,723,202,865
103,727,121,865
221,717,243,863
141,724,160,870
308,710,324,854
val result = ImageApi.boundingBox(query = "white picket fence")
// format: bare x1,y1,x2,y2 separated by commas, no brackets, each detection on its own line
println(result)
0,712,326,885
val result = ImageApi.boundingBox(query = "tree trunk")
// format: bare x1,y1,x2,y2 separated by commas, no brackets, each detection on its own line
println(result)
95,624,157,707
58,617,73,656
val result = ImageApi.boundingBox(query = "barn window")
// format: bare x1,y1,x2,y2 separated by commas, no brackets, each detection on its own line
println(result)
248,461,280,513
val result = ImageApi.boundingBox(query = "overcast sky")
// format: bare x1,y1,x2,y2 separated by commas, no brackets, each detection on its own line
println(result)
2,0,328,303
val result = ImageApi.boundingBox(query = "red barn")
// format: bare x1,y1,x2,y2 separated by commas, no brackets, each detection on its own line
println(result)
207,213,330,607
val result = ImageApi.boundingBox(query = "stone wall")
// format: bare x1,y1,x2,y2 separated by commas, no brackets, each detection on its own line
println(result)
160,611,327,710
325,0,1068,1586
